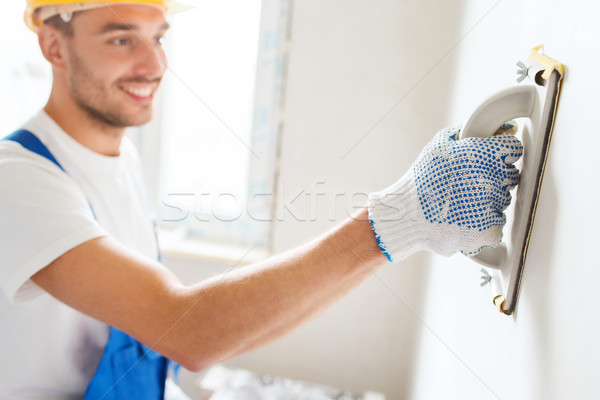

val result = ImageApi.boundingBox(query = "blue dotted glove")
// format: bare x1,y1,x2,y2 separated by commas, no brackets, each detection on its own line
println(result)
368,124,523,262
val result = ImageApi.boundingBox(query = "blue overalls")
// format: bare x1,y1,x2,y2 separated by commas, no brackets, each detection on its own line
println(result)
2,130,176,399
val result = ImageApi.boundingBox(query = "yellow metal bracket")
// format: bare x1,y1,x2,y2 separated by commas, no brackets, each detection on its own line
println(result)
529,45,565,80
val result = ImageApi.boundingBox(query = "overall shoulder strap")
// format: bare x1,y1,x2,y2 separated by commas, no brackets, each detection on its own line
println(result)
3,129,98,219
2,129,65,172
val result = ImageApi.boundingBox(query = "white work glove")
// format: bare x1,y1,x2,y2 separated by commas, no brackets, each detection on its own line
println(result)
368,124,523,262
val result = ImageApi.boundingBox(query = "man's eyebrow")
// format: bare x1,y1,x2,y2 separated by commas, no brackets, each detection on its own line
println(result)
99,22,170,34
99,23,137,33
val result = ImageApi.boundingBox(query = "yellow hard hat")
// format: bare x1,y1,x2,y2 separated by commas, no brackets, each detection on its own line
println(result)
24,0,193,32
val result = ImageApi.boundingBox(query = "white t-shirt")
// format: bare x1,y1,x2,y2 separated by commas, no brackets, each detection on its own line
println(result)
0,110,160,399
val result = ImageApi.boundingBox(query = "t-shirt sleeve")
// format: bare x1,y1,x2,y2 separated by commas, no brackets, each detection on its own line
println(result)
0,144,108,304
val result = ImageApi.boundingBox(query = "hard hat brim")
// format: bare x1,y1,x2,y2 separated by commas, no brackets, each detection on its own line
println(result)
24,1,195,33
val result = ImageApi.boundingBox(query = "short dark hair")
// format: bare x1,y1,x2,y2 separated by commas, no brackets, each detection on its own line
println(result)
42,13,78,36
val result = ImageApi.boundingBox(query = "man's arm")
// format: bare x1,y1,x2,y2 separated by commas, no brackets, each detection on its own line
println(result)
31,125,523,373
32,208,386,372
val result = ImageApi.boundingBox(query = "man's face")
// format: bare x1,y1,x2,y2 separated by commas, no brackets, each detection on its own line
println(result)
62,5,169,128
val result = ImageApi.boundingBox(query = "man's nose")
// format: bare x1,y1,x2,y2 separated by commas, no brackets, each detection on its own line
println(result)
133,40,167,78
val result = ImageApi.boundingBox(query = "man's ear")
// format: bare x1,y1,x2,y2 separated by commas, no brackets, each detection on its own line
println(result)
37,25,69,72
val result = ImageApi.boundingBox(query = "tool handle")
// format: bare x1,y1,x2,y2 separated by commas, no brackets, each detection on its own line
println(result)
459,85,537,139
459,85,537,270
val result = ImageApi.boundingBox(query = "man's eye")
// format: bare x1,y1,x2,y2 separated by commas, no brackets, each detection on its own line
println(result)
112,38,131,46
154,36,166,45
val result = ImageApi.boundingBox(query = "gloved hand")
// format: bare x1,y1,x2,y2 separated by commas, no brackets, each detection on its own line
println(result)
368,124,523,262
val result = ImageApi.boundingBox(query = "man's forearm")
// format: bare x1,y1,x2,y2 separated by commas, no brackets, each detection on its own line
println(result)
169,208,386,371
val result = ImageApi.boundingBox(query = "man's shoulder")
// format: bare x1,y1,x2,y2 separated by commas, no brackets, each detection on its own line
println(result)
0,137,63,173
0,137,77,200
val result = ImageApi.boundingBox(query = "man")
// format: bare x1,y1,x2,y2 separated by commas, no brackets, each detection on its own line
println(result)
0,1,523,398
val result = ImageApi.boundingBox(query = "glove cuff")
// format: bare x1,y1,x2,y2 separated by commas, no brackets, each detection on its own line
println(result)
367,170,429,262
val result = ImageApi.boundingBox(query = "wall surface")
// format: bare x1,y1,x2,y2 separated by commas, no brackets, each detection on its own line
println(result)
409,1,600,399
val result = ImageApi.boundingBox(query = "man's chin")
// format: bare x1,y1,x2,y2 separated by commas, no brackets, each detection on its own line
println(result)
78,102,155,129
113,108,154,128
127,115,153,127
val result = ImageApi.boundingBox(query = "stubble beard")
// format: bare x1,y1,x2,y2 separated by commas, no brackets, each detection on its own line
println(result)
68,50,156,129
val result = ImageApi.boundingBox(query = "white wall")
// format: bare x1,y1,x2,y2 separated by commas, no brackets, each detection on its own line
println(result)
409,1,600,399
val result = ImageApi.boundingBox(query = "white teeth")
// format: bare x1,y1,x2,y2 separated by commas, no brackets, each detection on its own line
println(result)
123,86,154,98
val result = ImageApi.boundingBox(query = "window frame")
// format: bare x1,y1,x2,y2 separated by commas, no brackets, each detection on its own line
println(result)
131,0,292,253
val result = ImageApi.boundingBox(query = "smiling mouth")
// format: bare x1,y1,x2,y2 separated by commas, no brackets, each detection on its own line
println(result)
120,83,159,101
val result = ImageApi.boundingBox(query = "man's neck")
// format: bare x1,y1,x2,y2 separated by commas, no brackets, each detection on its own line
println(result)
44,94,125,157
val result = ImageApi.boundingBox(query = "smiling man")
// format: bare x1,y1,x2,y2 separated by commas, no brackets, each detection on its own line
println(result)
0,1,523,399
42,3,168,155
